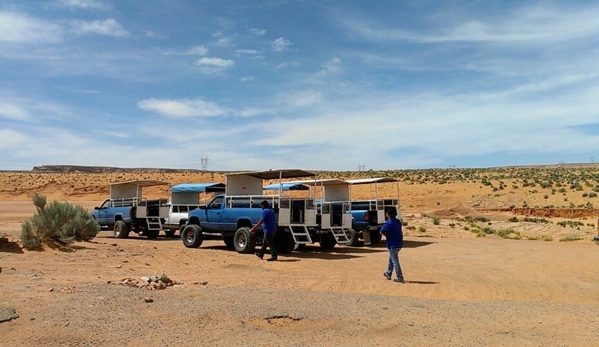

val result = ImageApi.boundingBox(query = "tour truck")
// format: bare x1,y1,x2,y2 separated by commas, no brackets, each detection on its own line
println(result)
163,182,226,237
91,180,169,239
181,169,337,253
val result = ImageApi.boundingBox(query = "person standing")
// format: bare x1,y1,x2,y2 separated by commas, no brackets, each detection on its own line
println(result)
250,200,278,261
380,206,405,283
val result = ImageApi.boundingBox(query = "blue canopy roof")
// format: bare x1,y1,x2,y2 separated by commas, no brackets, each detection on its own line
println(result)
171,183,226,193
263,182,309,191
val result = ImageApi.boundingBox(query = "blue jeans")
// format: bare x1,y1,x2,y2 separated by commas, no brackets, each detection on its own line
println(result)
385,247,404,281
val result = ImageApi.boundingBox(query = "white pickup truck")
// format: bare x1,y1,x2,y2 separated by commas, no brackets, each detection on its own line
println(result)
163,183,226,237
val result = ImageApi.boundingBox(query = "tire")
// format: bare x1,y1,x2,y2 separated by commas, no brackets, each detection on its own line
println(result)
276,236,295,254
223,235,234,247
165,229,176,238
182,224,204,248
145,229,159,239
319,232,337,250
370,229,382,244
294,243,307,251
179,224,186,237
233,227,256,254
114,220,129,239
346,228,361,247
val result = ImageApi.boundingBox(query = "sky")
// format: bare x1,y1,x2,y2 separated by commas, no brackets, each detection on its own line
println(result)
1,0,599,172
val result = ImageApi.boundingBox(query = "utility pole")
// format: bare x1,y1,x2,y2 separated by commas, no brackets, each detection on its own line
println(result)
200,156,209,171
357,164,365,172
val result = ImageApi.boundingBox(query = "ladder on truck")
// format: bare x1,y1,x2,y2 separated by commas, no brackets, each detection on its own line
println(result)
145,218,163,232
329,227,351,245
289,226,312,244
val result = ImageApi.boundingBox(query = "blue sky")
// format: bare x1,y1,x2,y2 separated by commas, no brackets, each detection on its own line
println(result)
1,0,599,171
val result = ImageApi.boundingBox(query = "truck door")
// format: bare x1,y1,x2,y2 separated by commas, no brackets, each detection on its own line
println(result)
97,199,111,224
204,196,224,231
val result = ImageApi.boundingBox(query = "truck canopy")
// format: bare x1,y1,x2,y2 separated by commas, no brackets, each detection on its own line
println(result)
109,180,169,200
263,182,309,191
170,182,226,204
171,183,226,193
226,169,316,196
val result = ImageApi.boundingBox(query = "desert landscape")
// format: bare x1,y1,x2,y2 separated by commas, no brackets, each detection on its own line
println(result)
1,165,599,346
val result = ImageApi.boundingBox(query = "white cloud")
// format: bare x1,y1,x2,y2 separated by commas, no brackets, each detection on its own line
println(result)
137,98,228,118
278,90,323,107
185,45,208,55
0,129,27,149
0,11,63,43
72,18,129,37
271,37,291,52
239,76,254,82
211,32,235,47
55,0,110,10
0,103,30,121
249,28,267,35
236,49,259,55
317,57,342,75
195,57,234,74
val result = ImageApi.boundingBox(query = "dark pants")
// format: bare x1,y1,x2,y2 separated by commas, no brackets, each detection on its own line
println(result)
259,232,277,258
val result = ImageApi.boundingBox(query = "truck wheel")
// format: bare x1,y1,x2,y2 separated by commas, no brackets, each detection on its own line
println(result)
164,229,176,238
179,224,186,237
223,235,234,248
369,230,382,244
145,229,159,239
276,236,295,254
234,227,256,254
182,225,203,248
347,228,361,247
114,220,129,239
319,232,336,250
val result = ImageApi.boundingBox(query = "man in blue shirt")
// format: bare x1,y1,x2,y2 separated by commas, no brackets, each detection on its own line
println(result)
250,200,278,261
379,206,405,283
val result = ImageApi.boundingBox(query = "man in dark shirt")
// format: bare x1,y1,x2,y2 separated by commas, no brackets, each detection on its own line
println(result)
250,200,278,261
379,206,405,283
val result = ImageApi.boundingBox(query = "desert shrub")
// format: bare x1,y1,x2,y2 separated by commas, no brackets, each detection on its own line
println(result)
406,226,416,230
401,220,408,226
523,217,550,223
559,236,582,242
20,193,99,249
418,226,426,232
432,217,440,225
542,235,553,241
507,217,519,222
449,223,455,228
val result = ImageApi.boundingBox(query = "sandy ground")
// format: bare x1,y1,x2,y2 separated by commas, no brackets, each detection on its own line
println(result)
1,169,599,346
1,199,599,346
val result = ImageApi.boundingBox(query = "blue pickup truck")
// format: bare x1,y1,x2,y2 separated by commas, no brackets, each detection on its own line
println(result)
91,180,169,239
180,169,336,254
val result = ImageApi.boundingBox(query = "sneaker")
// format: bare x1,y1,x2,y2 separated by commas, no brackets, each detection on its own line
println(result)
383,272,391,280
266,257,278,262
393,278,405,283
255,252,263,259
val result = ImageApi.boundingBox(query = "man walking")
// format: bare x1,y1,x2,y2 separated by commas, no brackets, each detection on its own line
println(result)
380,206,405,283
250,200,278,261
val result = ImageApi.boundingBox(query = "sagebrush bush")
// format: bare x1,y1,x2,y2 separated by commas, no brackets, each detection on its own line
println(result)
20,193,99,249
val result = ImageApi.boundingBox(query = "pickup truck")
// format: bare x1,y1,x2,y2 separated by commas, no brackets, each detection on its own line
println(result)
181,169,330,254
91,180,169,239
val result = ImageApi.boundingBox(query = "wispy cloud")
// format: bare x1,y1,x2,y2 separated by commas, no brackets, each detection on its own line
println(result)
71,18,129,37
271,37,291,52
55,0,110,10
249,28,267,35
137,98,229,118
195,57,234,74
0,11,63,43
0,103,30,121
338,4,599,45
211,31,235,47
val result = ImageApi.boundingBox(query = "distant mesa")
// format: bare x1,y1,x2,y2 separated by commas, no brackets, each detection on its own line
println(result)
31,165,193,174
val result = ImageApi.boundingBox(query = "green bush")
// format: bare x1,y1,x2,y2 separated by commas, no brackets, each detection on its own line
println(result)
20,193,99,249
